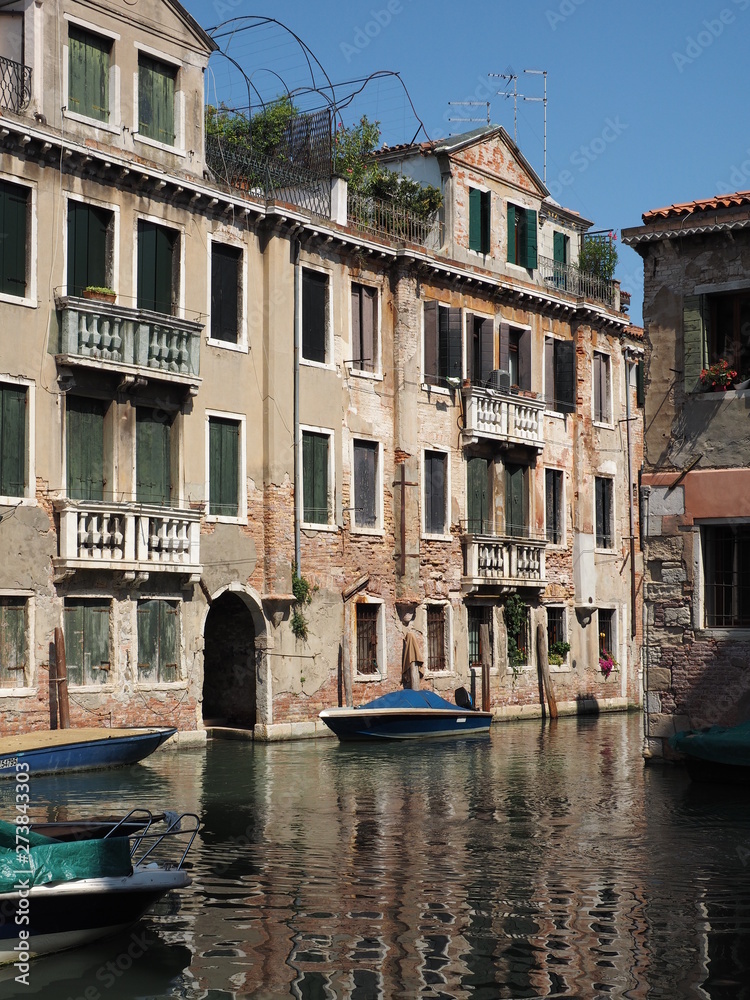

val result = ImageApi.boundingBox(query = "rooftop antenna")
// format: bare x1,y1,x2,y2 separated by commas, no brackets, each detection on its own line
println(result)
489,72,519,142
523,68,547,184
447,101,490,134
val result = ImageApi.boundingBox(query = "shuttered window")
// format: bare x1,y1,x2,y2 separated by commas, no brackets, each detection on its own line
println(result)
0,598,26,687
66,396,105,502
466,455,489,534
353,439,378,528
137,599,179,683
211,243,241,344
553,231,569,265
64,599,110,686
505,463,528,538
138,55,176,145
470,314,494,385
595,477,614,549
507,203,537,269
545,468,563,544
302,430,330,525
209,417,240,518
302,269,328,364
0,384,25,498
67,201,112,297
137,220,177,315
469,188,491,254
423,300,462,386
499,323,531,391
136,408,172,506
68,25,110,123
355,603,379,675
0,180,28,298
351,283,377,372
593,351,611,422
544,337,575,413
424,450,447,535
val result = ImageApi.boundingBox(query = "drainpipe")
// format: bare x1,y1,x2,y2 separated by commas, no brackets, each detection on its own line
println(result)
293,235,301,575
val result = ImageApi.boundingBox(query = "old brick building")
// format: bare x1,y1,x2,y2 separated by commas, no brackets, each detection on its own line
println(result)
624,191,750,757
0,0,643,740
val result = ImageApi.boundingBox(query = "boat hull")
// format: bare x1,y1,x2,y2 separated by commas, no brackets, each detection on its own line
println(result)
670,720,750,783
0,728,176,778
320,707,492,741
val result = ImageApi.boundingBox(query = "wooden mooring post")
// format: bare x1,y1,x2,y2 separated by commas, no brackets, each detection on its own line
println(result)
480,623,491,712
536,622,558,719
53,626,71,729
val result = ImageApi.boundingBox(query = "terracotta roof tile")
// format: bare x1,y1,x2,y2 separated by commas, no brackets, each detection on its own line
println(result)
643,190,750,221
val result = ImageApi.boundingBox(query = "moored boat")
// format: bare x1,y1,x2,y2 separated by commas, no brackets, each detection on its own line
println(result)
0,727,177,778
669,720,750,783
319,689,492,742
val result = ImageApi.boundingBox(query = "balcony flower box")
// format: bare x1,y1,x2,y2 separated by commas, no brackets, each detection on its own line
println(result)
82,286,116,305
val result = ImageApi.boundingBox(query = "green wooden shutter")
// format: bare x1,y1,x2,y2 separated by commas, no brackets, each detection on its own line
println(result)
302,270,327,363
505,464,526,537
136,409,171,505
467,456,489,534
507,203,516,264
138,221,175,314
139,56,175,145
469,188,482,252
425,451,446,534
353,440,377,527
521,209,538,269
0,180,27,297
138,600,177,682
64,601,84,686
68,202,109,296
479,318,494,384
68,27,109,123
446,307,462,380
481,191,491,255
556,340,576,413
0,598,26,686
0,385,25,497
64,600,109,686
683,295,705,394
553,231,566,264
211,243,240,344
303,431,328,524
66,397,105,501
209,418,239,517
499,322,510,374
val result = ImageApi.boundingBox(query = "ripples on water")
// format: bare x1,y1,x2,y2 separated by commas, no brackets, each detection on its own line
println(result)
3,712,750,999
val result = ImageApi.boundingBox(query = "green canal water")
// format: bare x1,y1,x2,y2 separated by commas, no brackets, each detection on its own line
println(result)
2,711,750,999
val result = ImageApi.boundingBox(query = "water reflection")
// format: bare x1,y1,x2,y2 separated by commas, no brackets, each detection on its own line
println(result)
7,714,750,998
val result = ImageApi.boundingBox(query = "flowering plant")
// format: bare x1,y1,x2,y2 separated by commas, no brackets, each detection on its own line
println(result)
700,359,737,391
599,649,617,679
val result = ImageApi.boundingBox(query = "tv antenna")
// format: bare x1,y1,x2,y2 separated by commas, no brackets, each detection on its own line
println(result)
522,68,547,184
447,101,490,133
490,72,519,142
489,69,548,182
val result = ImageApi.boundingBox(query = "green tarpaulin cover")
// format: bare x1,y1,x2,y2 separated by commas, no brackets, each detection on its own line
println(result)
0,819,131,892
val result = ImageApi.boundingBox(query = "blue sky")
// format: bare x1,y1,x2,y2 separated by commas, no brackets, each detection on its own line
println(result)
183,0,748,325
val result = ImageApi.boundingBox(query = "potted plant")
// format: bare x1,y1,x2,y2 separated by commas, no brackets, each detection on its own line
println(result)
82,285,116,304
599,649,617,679
548,639,570,666
700,359,737,391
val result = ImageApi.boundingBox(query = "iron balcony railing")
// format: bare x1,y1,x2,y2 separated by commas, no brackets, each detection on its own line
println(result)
346,190,443,249
53,500,202,576
461,383,545,450
537,255,616,308
0,55,31,113
56,295,202,384
461,528,547,590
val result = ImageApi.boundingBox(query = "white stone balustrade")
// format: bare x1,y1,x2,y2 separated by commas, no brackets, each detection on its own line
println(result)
462,533,546,590
462,385,545,450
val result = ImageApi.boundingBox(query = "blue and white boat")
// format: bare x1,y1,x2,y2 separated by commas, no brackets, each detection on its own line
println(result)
319,689,492,741
669,720,750,783
0,727,176,778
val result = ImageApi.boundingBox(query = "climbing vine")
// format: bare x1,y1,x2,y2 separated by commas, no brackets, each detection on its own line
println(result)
290,566,317,641
505,593,528,676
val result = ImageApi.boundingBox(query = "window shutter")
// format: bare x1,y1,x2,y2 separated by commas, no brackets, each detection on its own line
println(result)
556,340,575,412
425,452,446,534
161,602,178,682
469,188,481,251
545,469,555,542
137,600,158,677
498,322,510,374
0,181,27,297
302,270,327,364
68,202,109,296
467,456,488,534
66,397,105,501
505,464,526,537
354,440,377,527
479,318,494,384
209,418,239,517
0,385,25,497
361,286,375,371
446,307,462,381
136,409,171,505
553,231,566,264
423,300,439,384
211,244,240,343
303,431,328,523
138,221,174,314
481,191,491,255
545,339,555,409
87,602,110,683
0,599,25,683
683,295,705,394
518,328,531,391
64,601,85,686
351,284,362,366
139,57,174,144
522,209,538,269
636,358,645,407
507,203,516,264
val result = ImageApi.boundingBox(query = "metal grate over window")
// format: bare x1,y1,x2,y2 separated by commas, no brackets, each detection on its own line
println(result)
426,606,446,672
356,604,379,675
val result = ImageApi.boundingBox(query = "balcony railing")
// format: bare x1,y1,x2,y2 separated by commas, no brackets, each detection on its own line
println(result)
462,530,547,591
54,500,201,577
0,55,31,113
56,296,202,385
461,383,545,450
347,191,443,250
537,255,617,308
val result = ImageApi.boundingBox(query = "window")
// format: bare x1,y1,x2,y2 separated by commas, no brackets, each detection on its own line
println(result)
466,455,490,534
351,283,378,372
553,231,569,266
136,408,172,506
703,524,750,627
684,291,750,392
0,383,26,498
547,607,567,662
302,268,329,364
469,314,494,385
468,605,493,669
67,201,113,297
0,597,27,687
68,25,110,123
137,220,178,315
598,608,615,658
469,188,491,254
355,602,380,675
499,323,531,391
545,468,563,544
593,351,611,423
302,430,331,525
0,179,28,298
507,203,537,269
545,337,576,412
66,396,106,501
138,55,176,146
595,476,614,549
137,599,179,683
426,605,447,672
424,450,448,535
506,595,530,669
423,301,461,387
352,439,379,529
208,416,240,518
505,463,528,538
64,599,110,685
210,243,242,345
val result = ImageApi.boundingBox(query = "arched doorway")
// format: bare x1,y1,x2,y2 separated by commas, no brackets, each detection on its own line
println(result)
202,591,257,729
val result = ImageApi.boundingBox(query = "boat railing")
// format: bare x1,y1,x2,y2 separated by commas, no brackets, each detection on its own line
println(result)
104,809,201,869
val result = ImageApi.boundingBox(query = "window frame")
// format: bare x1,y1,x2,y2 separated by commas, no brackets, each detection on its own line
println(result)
351,437,382,534
545,467,564,546
65,395,109,504
594,475,615,550
134,43,183,153
422,447,450,540
598,607,617,660
544,335,576,414
135,405,175,507
0,376,34,505
467,603,494,672
66,22,112,126
425,602,451,674
300,425,335,530
65,195,117,298
208,236,247,352
0,174,36,308
136,597,181,686
63,597,113,688
507,203,538,269
0,594,33,693
546,605,569,671
301,265,333,368
206,410,246,523
422,300,462,390
468,311,495,386
468,187,491,255
349,280,381,377
354,598,385,680
593,350,612,425
700,522,750,630
63,16,120,134
135,214,183,317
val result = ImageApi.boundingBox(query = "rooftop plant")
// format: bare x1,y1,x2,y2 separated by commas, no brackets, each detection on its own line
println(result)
579,231,618,280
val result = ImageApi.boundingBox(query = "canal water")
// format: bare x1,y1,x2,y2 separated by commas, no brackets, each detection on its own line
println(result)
2,711,750,999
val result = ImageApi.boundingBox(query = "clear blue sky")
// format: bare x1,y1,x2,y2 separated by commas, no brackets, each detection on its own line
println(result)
183,0,747,325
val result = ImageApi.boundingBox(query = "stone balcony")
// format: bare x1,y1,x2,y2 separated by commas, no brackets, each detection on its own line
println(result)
53,499,202,581
461,384,545,450
461,531,547,592
55,295,202,391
